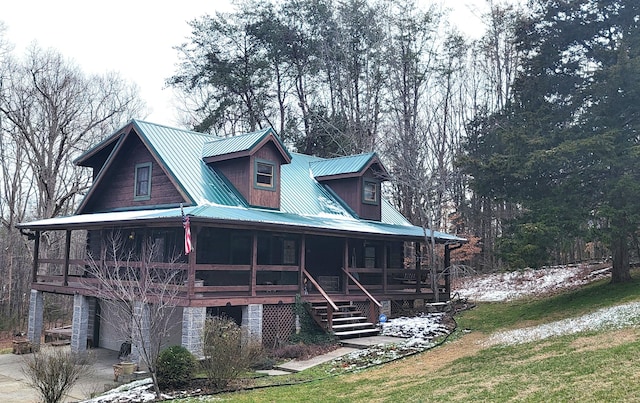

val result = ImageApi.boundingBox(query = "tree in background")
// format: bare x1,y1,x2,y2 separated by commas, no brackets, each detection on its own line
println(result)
0,42,144,330
462,0,640,281
170,0,386,157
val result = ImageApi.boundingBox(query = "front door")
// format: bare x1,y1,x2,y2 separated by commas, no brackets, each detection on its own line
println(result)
305,236,344,292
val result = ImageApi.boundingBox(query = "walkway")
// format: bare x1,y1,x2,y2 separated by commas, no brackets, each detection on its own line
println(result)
0,346,120,403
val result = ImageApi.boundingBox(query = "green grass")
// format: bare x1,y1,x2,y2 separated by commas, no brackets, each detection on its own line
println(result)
174,273,640,402
458,274,640,333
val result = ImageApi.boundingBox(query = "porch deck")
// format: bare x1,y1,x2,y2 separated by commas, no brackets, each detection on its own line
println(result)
30,258,450,307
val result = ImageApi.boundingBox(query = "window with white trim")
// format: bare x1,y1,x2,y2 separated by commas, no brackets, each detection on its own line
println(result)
363,180,378,205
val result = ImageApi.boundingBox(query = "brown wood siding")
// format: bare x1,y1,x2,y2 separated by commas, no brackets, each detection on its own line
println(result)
325,177,362,216
360,172,382,221
83,134,185,212
249,143,282,209
325,173,381,221
215,157,251,202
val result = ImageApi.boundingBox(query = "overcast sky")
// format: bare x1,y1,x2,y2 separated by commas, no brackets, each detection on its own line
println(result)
1,0,486,128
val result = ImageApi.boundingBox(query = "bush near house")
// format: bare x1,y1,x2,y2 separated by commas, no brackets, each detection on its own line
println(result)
200,316,264,389
156,345,196,390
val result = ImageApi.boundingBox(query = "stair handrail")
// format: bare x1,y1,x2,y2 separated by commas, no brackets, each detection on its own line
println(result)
302,268,339,311
342,267,382,308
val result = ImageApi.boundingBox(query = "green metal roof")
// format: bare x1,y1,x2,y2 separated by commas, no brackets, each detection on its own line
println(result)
309,152,380,178
20,120,466,243
201,128,270,159
18,205,465,242
201,127,292,162
132,120,247,207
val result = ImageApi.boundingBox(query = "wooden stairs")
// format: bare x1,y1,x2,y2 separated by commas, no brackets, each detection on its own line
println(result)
310,302,380,339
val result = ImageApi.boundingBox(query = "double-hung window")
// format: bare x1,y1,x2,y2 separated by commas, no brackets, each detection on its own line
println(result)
255,160,276,190
134,162,152,200
363,179,379,205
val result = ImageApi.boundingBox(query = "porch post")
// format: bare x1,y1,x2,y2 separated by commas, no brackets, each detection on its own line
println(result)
187,225,197,298
382,242,388,294
343,238,349,295
63,230,71,286
299,236,306,294
71,293,89,354
415,242,422,294
444,244,452,297
251,232,258,296
31,231,40,283
27,289,44,350
182,306,206,357
241,304,263,346
131,301,150,367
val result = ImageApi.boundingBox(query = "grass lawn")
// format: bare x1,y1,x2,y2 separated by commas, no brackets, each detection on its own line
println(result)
176,275,640,402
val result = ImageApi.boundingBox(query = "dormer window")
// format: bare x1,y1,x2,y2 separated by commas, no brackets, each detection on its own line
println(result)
255,160,276,190
134,162,152,200
363,180,379,205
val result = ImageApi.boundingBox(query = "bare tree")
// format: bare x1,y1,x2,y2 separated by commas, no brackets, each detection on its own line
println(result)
0,45,145,221
85,231,184,398
0,44,145,328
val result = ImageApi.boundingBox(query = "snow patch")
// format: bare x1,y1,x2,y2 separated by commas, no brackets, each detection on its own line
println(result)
485,301,640,346
454,265,610,302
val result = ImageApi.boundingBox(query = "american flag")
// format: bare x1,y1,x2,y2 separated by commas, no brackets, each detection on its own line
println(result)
182,206,192,255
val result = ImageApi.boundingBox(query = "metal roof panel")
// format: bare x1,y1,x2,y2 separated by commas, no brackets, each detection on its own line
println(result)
309,153,376,178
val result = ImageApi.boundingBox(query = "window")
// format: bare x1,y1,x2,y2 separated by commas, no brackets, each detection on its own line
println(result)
365,246,376,268
134,162,152,200
363,180,379,205
255,160,276,190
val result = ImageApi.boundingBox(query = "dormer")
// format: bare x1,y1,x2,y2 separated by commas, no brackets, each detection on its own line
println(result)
310,153,389,221
202,128,292,209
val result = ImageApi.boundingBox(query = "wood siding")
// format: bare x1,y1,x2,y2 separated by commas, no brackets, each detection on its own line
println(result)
82,134,185,212
323,170,381,221
215,157,251,202
213,141,283,209
250,143,282,209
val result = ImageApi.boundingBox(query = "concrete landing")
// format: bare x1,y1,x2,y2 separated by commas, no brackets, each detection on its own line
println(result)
275,347,359,372
274,335,407,373
340,335,406,348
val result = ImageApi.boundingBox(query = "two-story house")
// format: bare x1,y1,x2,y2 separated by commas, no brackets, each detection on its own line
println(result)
18,120,465,356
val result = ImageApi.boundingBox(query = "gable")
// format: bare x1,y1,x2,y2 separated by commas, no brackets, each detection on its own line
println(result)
202,128,292,165
79,133,187,213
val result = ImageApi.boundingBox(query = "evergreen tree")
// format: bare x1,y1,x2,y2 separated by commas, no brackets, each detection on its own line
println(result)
463,0,640,281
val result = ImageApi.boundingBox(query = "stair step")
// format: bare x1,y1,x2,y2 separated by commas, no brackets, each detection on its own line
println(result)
334,328,380,338
318,310,363,318
332,322,375,330
313,307,361,315
330,316,368,323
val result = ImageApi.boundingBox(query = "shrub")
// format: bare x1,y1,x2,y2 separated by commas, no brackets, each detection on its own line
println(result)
156,345,196,390
22,348,92,403
200,315,262,389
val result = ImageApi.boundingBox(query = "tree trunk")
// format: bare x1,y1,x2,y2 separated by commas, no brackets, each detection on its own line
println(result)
610,231,632,283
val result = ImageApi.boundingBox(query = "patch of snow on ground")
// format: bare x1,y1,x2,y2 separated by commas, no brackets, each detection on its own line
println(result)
382,313,450,348
485,301,640,346
84,378,164,403
454,265,610,302
331,313,452,371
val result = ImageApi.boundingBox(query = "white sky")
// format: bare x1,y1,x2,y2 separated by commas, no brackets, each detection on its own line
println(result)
1,0,487,128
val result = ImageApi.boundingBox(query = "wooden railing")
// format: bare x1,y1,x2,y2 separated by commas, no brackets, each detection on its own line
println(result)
302,269,338,311
342,267,381,308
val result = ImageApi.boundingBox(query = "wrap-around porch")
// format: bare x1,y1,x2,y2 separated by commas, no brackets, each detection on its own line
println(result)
28,223,456,309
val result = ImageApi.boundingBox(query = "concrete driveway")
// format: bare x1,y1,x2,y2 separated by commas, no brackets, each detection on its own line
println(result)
0,346,120,402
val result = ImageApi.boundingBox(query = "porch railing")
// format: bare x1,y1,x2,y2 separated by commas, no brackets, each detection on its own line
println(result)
32,258,448,302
